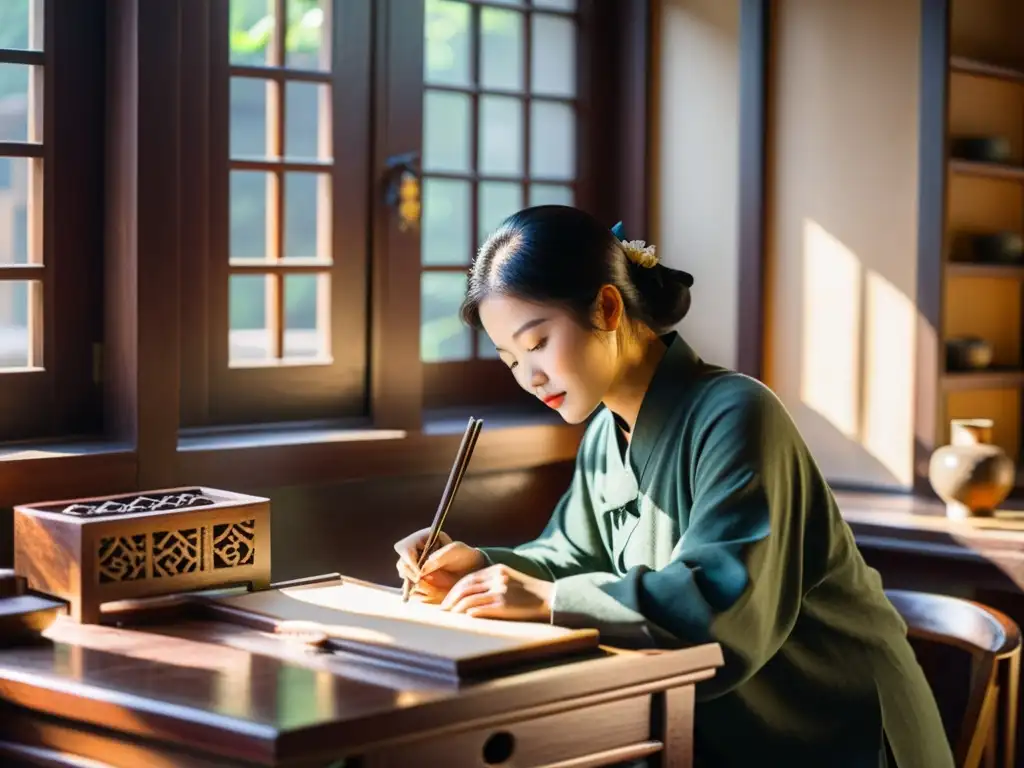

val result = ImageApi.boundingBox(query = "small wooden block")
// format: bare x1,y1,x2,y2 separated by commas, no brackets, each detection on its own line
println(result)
0,594,67,646
13,486,271,624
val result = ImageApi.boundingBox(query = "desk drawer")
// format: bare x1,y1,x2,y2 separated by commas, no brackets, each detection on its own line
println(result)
362,694,654,768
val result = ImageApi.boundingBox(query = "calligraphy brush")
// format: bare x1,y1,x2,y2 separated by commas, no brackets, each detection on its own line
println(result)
401,416,483,603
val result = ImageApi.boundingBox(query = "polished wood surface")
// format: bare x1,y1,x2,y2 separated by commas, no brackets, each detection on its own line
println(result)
0,611,721,767
838,491,1024,592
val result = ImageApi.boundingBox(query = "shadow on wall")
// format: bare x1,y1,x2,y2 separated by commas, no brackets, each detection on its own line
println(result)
791,219,918,489
764,0,924,491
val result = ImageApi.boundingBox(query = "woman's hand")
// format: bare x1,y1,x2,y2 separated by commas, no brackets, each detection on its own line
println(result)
441,564,554,621
393,529,486,604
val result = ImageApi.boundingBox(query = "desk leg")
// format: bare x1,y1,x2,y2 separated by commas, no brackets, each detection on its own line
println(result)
651,685,695,768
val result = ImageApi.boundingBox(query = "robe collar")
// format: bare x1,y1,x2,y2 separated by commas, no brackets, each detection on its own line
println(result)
611,332,702,484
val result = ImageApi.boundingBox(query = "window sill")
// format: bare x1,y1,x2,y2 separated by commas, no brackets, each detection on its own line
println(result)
0,439,137,508
176,406,582,489
0,407,582,506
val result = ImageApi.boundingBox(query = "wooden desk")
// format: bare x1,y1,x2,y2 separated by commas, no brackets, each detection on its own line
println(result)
837,491,1024,593
0,613,722,767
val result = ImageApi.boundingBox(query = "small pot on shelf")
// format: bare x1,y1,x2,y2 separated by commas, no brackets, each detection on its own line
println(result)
945,336,994,371
928,419,1015,520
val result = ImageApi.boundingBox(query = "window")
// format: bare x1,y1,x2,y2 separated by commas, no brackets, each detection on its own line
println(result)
420,0,581,408
180,0,643,427
181,0,372,427
0,2,44,395
0,1,102,442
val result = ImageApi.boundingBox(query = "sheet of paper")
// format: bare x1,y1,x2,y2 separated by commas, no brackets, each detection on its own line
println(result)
212,577,596,665
278,578,571,639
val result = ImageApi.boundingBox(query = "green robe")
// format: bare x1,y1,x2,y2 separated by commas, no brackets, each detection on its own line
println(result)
480,334,952,768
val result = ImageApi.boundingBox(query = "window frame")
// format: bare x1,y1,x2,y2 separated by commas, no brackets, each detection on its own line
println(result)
0,1,104,442
178,0,651,430
416,0,652,411
179,0,373,428
0,0,652,507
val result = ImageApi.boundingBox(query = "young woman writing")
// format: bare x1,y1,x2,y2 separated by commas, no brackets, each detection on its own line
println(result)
394,206,951,767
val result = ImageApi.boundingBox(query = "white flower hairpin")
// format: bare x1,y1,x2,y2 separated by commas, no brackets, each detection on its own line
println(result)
621,239,658,269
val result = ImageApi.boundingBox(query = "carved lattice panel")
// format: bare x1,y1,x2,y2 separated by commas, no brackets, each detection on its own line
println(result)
152,528,202,578
212,519,256,569
98,535,147,583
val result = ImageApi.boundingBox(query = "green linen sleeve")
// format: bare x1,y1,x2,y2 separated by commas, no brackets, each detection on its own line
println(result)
550,381,809,697
478,438,614,582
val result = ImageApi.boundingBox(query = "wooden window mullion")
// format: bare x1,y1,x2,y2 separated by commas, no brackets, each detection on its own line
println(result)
469,3,481,359
521,3,532,242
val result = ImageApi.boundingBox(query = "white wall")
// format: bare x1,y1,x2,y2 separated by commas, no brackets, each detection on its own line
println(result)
650,0,741,370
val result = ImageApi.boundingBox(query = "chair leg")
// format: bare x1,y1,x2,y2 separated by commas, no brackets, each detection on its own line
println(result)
997,651,1020,768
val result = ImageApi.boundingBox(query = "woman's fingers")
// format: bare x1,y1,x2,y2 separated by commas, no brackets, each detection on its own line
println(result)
448,590,500,615
395,557,420,583
441,572,490,611
410,580,447,604
465,599,509,619
419,540,460,577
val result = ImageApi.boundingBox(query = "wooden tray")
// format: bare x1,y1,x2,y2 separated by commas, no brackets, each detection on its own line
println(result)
201,576,600,679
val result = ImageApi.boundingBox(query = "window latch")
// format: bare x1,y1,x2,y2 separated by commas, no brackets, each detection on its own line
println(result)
384,150,421,233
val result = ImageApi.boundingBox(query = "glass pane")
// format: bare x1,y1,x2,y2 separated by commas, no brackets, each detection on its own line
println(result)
478,330,500,359
479,96,523,175
424,0,471,87
230,171,271,259
531,14,576,97
284,273,328,359
0,280,32,368
423,91,471,172
0,1,43,51
230,0,275,65
422,272,471,362
285,172,330,260
533,0,577,10
230,274,273,364
422,178,470,266
530,101,575,180
0,157,34,265
481,9,523,92
479,182,522,242
286,0,329,70
286,82,331,159
0,64,37,142
529,183,573,207
230,77,271,158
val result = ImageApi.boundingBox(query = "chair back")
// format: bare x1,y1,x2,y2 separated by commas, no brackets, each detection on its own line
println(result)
886,589,1021,768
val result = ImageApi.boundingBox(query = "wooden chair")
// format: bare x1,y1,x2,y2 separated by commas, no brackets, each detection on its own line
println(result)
886,589,1021,768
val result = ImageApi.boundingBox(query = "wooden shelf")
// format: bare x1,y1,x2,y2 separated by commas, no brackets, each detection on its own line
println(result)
941,367,1024,391
946,261,1024,278
949,158,1024,181
950,55,1024,85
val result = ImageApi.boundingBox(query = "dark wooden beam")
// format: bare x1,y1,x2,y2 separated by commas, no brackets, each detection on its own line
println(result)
370,0,425,431
912,0,950,495
736,0,769,380
104,0,182,489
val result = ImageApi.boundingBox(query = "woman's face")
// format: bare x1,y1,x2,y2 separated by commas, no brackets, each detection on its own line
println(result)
478,290,621,424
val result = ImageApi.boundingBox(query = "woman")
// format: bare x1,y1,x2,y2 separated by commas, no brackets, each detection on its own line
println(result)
394,206,951,767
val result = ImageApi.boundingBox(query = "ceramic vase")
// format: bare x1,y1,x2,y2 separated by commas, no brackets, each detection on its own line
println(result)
928,419,1015,520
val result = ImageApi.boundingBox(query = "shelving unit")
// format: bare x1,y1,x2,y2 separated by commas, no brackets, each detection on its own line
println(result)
935,0,1024,489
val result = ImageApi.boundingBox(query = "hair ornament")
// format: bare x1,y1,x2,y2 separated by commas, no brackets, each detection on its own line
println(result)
610,221,659,268
621,240,658,268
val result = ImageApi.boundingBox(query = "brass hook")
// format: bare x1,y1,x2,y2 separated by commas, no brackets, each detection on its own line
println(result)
385,151,421,233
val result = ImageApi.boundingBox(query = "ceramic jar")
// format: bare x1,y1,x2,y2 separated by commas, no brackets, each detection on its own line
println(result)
928,419,1015,519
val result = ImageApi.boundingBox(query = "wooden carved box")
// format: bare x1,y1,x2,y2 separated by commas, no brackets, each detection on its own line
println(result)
13,486,271,623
